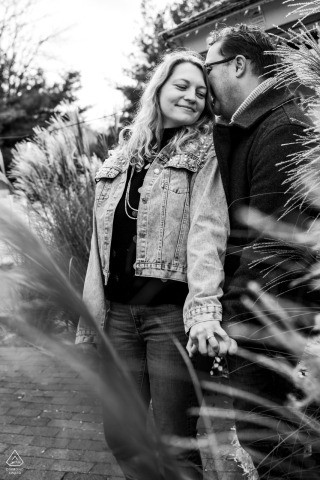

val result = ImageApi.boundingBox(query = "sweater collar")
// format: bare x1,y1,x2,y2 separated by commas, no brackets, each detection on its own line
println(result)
228,80,295,129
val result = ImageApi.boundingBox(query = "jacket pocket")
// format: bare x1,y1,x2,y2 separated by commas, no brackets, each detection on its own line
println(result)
161,167,189,194
161,153,202,194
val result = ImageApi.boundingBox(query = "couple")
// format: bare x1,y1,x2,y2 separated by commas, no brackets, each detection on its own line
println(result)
76,24,312,480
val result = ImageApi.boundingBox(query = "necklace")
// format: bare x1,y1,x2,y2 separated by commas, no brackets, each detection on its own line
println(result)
125,166,138,220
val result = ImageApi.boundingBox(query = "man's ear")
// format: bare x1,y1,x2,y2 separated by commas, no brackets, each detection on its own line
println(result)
234,55,247,78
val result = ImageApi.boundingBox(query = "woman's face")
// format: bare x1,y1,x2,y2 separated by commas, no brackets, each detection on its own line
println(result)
159,62,207,129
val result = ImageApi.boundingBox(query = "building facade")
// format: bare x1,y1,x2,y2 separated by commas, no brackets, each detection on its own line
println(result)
162,0,319,54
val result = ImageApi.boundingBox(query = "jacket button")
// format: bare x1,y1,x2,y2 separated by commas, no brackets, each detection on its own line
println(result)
154,168,160,174
141,197,147,203
139,232,145,238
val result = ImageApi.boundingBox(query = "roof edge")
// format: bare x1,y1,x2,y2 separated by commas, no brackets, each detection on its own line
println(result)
162,0,267,40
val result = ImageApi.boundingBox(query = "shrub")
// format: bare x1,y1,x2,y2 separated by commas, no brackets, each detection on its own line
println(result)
9,110,102,327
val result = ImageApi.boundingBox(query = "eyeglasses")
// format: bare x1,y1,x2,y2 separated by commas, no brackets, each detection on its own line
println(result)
204,56,237,74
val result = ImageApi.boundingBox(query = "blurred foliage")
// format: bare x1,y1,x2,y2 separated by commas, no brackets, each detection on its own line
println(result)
9,110,101,308
0,205,193,480
0,0,82,168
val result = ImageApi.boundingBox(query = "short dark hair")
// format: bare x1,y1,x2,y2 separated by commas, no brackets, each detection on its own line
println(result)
208,24,278,79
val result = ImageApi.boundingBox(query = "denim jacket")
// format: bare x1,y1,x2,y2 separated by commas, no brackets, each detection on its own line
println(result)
75,132,229,344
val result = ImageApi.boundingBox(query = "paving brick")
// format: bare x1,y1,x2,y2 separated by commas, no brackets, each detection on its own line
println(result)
55,373,85,384
0,388,16,394
41,410,73,420
2,377,30,384
36,384,66,391
11,416,50,427
30,437,70,449
90,462,124,476
71,412,101,422
20,426,60,437
0,394,23,403
44,404,96,413
43,374,79,380
7,383,43,390
4,444,46,457
56,428,104,440
33,389,78,397
20,470,65,480
47,419,88,429
81,449,115,463
0,443,8,453
63,474,106,480
78,396,100,406
20,456,55,470
0,401,28,409
0,467,14,480
50,459,94,473
0,424,25,434
7,408,43,417
20,395,54,404
43,396,78,405
42,448,84,461
47,419,103,432
67,439,107,451
0,406,10,415
0,415,15,424
0,434,35,445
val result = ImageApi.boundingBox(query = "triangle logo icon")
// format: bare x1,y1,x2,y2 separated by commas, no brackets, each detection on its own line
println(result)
6,450,24,467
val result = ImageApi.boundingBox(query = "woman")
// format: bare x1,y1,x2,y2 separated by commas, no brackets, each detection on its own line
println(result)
76,51,233,480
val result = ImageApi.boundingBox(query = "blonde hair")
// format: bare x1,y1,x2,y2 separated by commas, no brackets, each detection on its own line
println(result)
116,51,213,171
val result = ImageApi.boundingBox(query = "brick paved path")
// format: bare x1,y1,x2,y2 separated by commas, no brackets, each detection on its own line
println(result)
0,346,244,480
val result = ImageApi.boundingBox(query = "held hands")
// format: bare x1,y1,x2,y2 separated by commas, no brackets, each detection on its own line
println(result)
186,320,237,358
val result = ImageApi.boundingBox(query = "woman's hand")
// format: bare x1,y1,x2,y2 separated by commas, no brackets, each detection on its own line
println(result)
186,320,237,358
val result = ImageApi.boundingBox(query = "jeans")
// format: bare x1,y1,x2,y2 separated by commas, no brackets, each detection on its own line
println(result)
227,354,320,480
99,302,203,480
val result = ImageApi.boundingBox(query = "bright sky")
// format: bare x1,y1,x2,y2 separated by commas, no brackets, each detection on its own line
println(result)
36,0,174,129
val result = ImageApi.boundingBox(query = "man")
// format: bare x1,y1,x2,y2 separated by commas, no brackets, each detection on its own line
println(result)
203,24,316,479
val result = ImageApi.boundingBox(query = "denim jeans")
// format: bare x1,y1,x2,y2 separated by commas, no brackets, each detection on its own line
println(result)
99,302,203,480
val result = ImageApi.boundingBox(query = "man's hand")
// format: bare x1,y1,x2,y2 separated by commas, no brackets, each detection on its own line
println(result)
186,320,237,358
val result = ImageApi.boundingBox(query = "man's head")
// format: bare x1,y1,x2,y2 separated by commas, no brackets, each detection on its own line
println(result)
206,24,278,121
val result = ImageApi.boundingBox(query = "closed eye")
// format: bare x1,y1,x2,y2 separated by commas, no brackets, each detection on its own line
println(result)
175,84,206,99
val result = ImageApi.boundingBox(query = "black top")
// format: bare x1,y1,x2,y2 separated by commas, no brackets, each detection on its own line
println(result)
105,127,189,305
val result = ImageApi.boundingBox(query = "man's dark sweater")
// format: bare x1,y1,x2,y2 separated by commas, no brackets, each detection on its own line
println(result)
214,84,313,337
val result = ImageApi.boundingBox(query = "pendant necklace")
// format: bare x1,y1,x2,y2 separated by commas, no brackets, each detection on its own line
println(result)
125,166,138,220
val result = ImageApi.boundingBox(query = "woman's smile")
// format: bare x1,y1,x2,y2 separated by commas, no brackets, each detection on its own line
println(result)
177,104,196,112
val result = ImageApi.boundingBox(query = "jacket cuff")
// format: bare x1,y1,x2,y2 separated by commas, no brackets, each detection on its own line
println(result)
184,306,222,333
75,328,98,345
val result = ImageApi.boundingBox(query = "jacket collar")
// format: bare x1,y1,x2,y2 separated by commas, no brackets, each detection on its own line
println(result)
230,85,296,130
